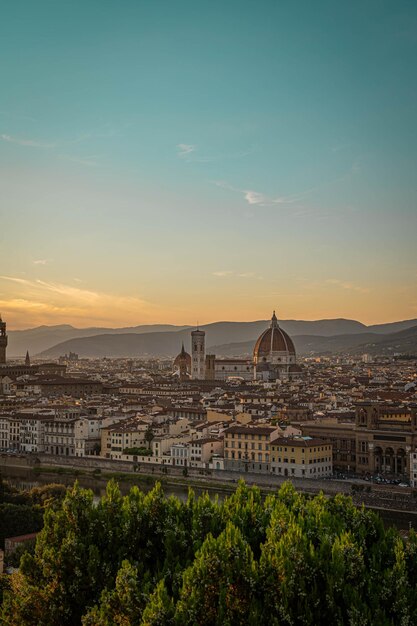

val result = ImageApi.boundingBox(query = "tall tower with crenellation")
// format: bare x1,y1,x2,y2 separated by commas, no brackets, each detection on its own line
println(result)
191,327,205,379
0,314,8,365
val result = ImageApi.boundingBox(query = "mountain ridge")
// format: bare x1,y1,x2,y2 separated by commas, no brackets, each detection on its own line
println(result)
211,325,417,357
35,320,417,359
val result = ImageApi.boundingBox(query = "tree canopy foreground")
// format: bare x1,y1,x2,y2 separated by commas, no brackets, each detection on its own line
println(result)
1,479,417,625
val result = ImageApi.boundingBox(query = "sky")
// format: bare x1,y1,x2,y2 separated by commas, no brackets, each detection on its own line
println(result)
0,0,416,329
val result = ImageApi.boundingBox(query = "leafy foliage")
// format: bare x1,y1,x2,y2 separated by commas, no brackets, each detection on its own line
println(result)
2,479,417,625
124,447,152,456
0,503,43,550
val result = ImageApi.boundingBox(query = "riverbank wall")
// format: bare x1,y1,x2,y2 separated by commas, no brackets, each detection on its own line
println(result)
1,452,416,520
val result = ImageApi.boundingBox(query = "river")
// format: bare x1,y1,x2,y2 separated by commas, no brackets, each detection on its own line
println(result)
1,465,416,531
0,465,217,503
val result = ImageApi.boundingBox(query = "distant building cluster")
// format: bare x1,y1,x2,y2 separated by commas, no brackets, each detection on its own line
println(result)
0,312,416,485
174,311,301,383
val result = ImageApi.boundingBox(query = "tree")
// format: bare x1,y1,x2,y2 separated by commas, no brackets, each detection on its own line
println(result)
175,523,258,625
144,427,154,448
3,479,417,625
83,560,150,626
0,503,43,549
141,579,174,626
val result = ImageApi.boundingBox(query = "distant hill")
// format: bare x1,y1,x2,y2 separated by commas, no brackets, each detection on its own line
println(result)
10,318,364,356
366,319,417,334
211,325,417,357
346,324,417,356
7,324,192,356
36,320,417,359
210,333,382,357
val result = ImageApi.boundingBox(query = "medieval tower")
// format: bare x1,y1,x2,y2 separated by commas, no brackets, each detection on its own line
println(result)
191,327,205,379
0,315,8,365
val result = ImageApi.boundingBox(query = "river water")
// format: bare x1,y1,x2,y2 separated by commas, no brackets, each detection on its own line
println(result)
0,465,217,503
1,465,416,531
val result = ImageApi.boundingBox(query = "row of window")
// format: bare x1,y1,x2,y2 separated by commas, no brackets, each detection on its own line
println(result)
272,446,330,453
45,436,73,444
225,442,266,450
272,466,332,475
225,451,266,461
272,456,331,464
227,433,268,441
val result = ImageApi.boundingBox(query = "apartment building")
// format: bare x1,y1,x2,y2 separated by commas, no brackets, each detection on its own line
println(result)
188,437,223,467
224,424,279,473
74,416,102,456
44,417,76,456
18,413,54,453
270,437,333,478
300,419,356,473
102,417,149,460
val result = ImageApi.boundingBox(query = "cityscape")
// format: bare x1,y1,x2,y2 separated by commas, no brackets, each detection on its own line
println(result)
1,0,417,624
0,311,417,491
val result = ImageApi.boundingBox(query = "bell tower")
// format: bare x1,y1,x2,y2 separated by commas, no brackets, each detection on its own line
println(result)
0,314,8,365
191,327,205,380
178,344,189,382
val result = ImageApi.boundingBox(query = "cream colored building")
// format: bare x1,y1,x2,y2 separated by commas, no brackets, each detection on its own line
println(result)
270,437,333,478
189,437,223,466
0,415,11,450
224,424,279,473
168,417,190,435
170,437,223,468
75,416,102,456
101,417,149,459
44,417,76,456
19,414,53,453
152,433,192,460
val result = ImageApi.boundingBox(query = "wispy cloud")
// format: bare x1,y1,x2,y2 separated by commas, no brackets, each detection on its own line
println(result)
0,134,56,149
243,190,296,206
33,259,49,266
0,127,116,166
212,270,263,280
326,279,370,294
0,275,158,328
177,143,196,157
214,181,298,207
0,276,32,286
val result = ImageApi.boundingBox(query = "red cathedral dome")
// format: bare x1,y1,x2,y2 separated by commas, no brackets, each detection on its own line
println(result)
253,311,295,360
174,344,191,369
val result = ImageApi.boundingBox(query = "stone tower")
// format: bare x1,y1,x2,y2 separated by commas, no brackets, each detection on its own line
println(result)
178,344,189,382
191,327,205,380
205,354,216,381
25,350,31,367
0,314,7,365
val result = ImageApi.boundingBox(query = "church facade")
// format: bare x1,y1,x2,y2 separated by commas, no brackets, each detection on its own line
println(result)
174,312,298,383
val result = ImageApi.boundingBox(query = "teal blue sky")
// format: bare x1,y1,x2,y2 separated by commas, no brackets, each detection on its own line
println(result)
0,0,416,328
